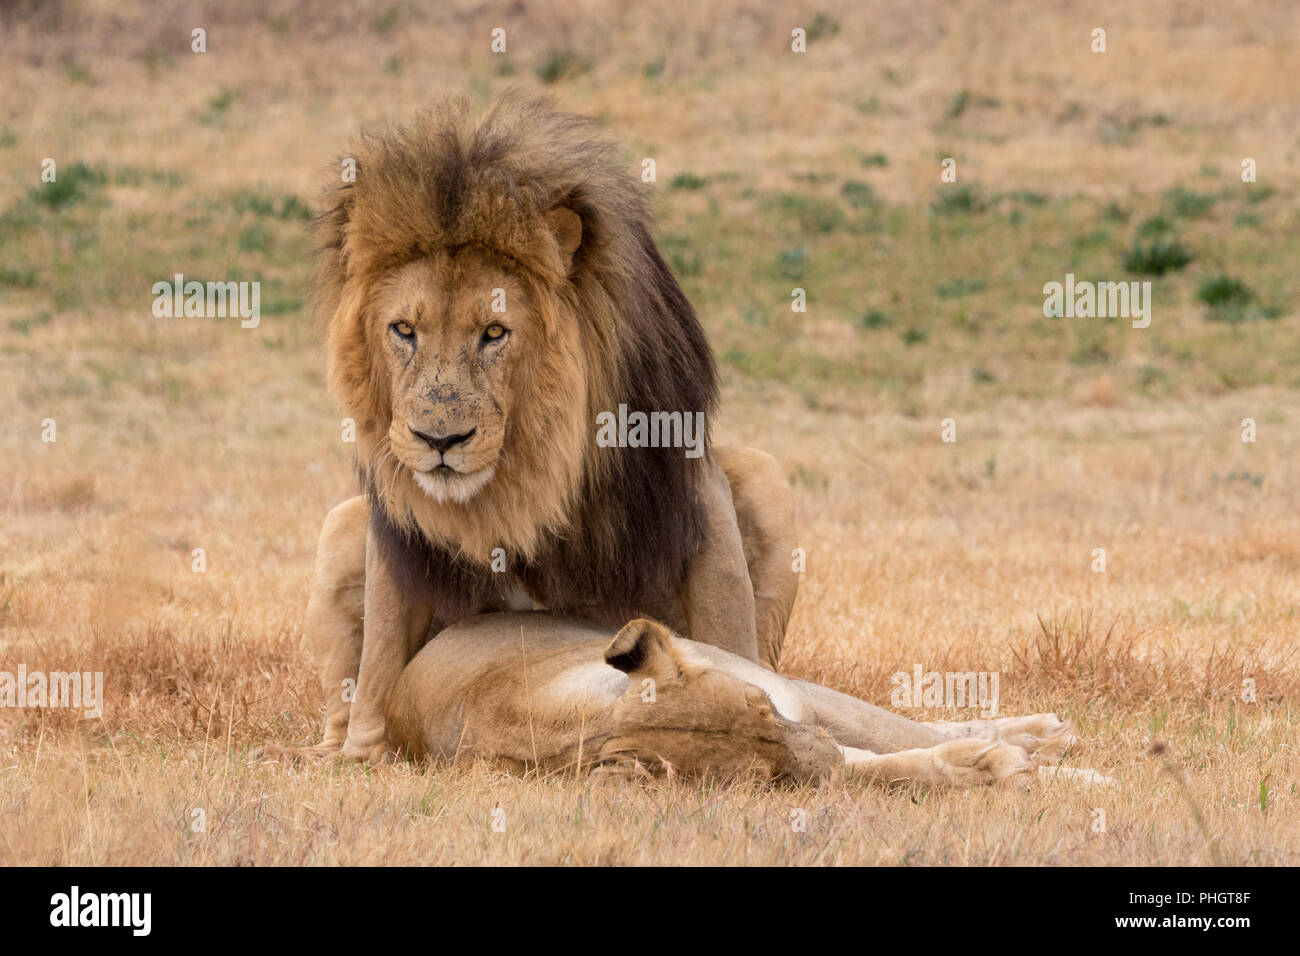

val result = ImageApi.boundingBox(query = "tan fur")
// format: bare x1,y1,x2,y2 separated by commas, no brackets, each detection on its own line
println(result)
304,452,1102,788
307,447,797,757
716,446,798,669
379,613,1083,789
311,96,771,759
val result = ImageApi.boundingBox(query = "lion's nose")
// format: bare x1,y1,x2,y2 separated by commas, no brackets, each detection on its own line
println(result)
410,427,476,454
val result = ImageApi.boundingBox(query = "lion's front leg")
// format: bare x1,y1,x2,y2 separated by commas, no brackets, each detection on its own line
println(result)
342,521,435,761
682,456,759,663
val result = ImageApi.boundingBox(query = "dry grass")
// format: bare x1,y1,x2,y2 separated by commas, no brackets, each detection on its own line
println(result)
1,0,1298,865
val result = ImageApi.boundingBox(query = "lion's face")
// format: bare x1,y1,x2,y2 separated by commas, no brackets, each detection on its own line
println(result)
373,251,532,505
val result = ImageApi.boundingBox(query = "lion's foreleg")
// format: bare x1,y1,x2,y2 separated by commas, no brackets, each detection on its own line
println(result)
342,522,435,762
306,586,364,752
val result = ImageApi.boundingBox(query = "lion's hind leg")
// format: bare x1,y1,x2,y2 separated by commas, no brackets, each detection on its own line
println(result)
715,446,799,671
840,738,1033,790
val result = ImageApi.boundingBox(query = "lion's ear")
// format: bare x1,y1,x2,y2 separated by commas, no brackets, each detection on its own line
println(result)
604,618,681,684
545,205,583,274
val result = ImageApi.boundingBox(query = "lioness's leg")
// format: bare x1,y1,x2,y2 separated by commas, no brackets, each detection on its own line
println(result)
924,714,1077,760
715,446,799,671
681,455,759,663
840,739,1033,789
791,677,1078,760
791,679,949,752
304,496,368,752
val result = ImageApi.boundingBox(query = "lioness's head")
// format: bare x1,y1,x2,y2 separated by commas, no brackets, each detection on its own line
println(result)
372,207,583,506
599,619,842,784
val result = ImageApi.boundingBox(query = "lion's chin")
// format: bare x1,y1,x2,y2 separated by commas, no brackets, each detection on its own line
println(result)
412,466,496,505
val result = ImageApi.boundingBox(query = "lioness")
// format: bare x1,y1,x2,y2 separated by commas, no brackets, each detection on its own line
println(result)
384,611,1078,788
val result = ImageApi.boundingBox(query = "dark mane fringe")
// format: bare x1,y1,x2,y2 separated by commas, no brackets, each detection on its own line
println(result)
319,93,718,626
528,220,717,619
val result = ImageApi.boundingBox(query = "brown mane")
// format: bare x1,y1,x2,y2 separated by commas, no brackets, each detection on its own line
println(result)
313,93,718,626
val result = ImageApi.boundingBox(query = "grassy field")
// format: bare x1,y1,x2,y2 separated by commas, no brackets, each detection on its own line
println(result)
1,0,1298,864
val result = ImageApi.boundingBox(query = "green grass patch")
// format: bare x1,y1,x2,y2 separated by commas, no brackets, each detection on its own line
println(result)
197,87,238,126
1122,239,1192,275
1136,214,1174,239
762,193,844,235
935,275,986,298
28,162,106,210
1197,274,1254,308
930,185,985,216
231,190,313,220
670,172,708,191
1162,185,1217,218
1245,184,1277,204
8,311,51,335
238,223,270,252
0,267,38,288
776,246,807,280
536,49,591,84
805,12,840,42
839,180,877,208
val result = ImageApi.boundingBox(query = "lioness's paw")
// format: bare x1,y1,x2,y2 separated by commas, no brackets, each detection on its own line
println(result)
991,714,1078,759
926,739,1033,788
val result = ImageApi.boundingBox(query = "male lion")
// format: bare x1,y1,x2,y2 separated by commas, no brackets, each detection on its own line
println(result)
310,95,793,760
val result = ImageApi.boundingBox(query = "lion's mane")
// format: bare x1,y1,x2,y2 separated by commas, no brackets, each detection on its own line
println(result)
313,93,718,625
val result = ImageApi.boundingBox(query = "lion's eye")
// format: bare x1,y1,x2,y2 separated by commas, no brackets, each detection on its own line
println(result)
482,323,508,343
391,321,415,341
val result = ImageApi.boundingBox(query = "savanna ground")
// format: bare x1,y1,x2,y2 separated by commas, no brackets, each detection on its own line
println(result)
1,0,1298,865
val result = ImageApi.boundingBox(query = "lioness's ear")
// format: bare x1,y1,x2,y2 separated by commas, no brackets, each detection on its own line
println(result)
604,618,681,682
545,205,583,274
